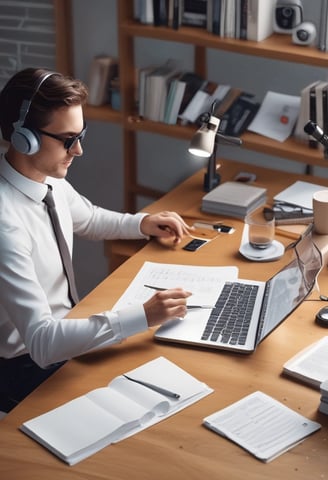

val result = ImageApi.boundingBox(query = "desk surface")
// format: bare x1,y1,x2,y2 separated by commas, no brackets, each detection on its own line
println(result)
1,159,328,479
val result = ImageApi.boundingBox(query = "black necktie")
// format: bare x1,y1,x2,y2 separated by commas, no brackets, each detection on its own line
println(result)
43,185,79,306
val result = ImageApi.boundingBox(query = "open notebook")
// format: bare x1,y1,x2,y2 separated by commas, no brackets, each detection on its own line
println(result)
155,227,322,353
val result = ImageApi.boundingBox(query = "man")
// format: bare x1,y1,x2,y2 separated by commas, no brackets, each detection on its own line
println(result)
0,68,192,412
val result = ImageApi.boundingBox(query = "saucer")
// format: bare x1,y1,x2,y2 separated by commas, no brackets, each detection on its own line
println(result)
239,240,285,262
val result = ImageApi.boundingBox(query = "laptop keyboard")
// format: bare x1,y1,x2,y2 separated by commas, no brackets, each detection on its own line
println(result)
201,282,259,345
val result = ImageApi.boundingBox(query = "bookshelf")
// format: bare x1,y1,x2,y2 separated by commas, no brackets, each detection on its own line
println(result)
83,1,328,212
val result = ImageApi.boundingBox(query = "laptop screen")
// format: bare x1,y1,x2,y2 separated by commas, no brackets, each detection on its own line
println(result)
256,227,322,344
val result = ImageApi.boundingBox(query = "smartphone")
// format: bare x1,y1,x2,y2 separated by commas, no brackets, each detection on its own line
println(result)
183,239,208,251
217,225,235,234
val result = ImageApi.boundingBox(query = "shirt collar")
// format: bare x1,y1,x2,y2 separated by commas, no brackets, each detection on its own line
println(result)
0,153,48,203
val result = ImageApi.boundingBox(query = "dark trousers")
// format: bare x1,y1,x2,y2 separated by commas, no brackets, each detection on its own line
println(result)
0,354,65,413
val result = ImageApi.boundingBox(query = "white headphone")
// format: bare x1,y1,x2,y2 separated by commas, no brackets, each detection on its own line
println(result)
11,71,57,155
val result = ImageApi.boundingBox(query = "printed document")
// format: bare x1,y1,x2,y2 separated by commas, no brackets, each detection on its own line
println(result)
203,391,321,462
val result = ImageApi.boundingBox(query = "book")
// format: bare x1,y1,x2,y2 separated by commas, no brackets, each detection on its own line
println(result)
309,82,319,149
153,0,169,26
163,75,187,124
177,71,206,115
223,0,236,38
314,81,328,144
219,93,260,136
246,0,275,42
283,336,328,389
239,0,248,39
20,356,213,465
144,60,178,121
168,0,181,29
319,0,328,52
294,80,321,143
211,0,222,35
87,56,119,106
138,65,156,117
181,0,208,28
212,87,242,118
138,0,154,24
203,391,321,462
322,83,328,139
201,181,267,218
273,180,328,211
178,80,220,125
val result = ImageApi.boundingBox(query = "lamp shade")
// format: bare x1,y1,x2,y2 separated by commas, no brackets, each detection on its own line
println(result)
188,115,221,157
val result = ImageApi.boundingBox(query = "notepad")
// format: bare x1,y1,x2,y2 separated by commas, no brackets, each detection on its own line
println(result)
201,181,267,218
203,391,321,462
274,181,328,210
20,356,213,465
283,336,328,388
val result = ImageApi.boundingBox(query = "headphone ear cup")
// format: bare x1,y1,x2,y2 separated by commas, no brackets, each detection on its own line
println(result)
11,124,40,155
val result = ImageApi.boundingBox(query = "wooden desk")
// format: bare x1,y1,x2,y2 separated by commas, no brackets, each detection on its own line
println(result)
1,160,328,479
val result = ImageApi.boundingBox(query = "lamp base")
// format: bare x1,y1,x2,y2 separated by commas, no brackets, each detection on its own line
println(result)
203,172,221,192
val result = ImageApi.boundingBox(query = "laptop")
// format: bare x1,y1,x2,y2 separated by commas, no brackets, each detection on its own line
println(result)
155,228,322,353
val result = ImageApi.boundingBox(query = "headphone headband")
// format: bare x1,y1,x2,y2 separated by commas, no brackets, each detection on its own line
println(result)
17,71,57,127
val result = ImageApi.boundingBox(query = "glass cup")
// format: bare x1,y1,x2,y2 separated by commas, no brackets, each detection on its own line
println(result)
245,210,275,249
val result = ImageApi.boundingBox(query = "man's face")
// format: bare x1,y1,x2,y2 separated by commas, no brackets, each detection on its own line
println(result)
24,105,85,182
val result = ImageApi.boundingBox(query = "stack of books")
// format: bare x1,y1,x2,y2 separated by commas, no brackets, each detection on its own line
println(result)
319,380,328,414
201,181,267,218
294,80,328,147
134,0,276,42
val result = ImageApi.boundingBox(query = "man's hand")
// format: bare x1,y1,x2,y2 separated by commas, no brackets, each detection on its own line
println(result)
140,211,193,244
143,288,192,327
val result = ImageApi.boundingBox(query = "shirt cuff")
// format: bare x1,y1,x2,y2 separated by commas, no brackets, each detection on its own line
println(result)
112,304,148,338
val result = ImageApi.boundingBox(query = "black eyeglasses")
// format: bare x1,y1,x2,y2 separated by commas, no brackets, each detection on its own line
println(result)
37,122,87,152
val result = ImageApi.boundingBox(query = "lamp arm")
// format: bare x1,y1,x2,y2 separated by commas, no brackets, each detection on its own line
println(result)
216,132,242,146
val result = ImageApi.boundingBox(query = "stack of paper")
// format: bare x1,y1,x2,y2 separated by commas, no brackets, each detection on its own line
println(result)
274,180,328,211
203,391,321,462
283,336,328,388
202,181,267,218
319,380,328,414
20,356,213,465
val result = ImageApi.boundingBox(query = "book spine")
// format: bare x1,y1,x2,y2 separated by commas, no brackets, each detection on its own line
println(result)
172,0,180,29
212,0,221,35
323,85,328,136
319,0,328,51
309,85,318,149
139,0,154,24
239,0,248,39
153,0,169,26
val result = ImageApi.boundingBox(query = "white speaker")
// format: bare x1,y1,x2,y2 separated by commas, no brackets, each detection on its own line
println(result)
274,0,303,34
292,22,317,45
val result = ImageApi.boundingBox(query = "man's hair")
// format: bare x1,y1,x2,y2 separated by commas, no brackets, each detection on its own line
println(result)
0,68,88,141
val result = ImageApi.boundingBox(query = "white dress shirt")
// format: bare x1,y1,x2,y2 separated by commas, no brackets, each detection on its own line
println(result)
0,155,149,367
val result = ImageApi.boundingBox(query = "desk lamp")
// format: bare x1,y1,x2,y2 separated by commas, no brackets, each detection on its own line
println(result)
188,101,242,191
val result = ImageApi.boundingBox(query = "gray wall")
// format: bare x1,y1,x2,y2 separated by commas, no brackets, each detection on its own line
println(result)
69,0,328,298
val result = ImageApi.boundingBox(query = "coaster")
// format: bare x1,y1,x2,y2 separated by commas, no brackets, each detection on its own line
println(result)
239,224,285,262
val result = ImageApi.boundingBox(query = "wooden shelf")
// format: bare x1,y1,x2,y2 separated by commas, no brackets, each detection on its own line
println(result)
123,118,328,167
121,22,328,68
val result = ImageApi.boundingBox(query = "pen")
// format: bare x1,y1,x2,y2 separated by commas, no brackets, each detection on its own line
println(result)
123,374,180,399
144,285,213,308
144,284,167,291
187,305,215,310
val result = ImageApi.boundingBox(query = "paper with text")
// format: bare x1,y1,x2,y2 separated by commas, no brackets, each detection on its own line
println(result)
112,261,239,312
203,391,321,462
